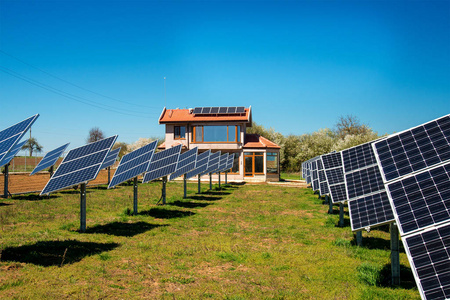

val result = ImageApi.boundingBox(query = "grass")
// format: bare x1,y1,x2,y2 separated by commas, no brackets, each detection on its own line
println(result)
0,181,419,299
280,172,302,180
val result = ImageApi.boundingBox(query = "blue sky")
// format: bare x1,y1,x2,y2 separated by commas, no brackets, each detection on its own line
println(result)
1,0,449,154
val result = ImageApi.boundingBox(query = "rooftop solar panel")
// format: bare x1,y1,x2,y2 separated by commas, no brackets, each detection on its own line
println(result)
101,147,120,170
1,139,27,166
143,144,182,183
201,151,221,175
41,135,117,195
108,140,158,188
236,107,245,113
169,147,198,181
193,107,246,115
228,107,236,114
30,143,69,176
186,150,211,179
0,114,39,167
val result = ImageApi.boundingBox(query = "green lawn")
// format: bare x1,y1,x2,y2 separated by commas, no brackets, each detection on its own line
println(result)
280,172,302,181
0,181,419,299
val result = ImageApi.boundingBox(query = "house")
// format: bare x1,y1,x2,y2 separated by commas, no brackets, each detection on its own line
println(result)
158,106,280,182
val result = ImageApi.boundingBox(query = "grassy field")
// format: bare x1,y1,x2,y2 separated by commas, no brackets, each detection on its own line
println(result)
280,172,302,181
0,181,419,299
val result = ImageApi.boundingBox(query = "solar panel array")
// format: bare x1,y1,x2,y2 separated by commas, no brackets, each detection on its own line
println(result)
201,151,221,175
342,141,394,231
143,144,182,183
186,150,211,179
169,147,198,181
30,143,70,176
108,140,158,188
321,152,347,203
101,147,120,170
41,136,117,195
317,158,330,196
0,114,39,167
372,114,450,300
226,153,235,170
215,153,229,173
311,159,320,192
193,107,246,115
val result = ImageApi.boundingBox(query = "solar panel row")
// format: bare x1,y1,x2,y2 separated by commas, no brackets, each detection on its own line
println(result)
169,147,198,181
193,107,246,115
186,150,211,179
143,144,182,183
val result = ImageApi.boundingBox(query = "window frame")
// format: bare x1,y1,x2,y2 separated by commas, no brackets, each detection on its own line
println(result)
192,125,241,143
174,125,186,140
266,152,279,174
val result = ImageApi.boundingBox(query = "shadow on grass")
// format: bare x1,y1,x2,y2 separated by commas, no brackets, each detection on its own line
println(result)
378,263,416,289
373,224,390,233
84,221,166,237
0,240,119,267
167,200,211,209
353,236,405,253
0,202,12,206
335,218,351,228
10,194,58,201
203,190,231,196
58,190,92,195
187,195,222,201
229,182,246,186
139,207,195,219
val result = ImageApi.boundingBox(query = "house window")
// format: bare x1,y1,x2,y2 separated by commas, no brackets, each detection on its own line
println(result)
193,125,240,143
267,152,278,174
244,152,264,176
174,126,185,139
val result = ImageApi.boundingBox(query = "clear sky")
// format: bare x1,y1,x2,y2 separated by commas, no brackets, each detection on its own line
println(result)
1,0,449,154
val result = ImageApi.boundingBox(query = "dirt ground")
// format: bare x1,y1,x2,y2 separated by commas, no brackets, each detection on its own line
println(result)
0,169,116,195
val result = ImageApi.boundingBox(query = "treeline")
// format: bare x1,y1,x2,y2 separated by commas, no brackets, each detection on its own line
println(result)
247,115,382,173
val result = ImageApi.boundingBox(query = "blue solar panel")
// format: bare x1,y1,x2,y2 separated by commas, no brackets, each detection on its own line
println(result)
101,147,121,169
322,151,346,203
185,150,211,179
348,191,394,230
318,158,329,196
0,114,39,167
30,143,69,175
143,144,182,183
226,153,235,170
193,107,246,115
108,140,158,188
215,153,229,173
1,139,27,166
169,147,198,181
200,151,221,175
41,136,117,195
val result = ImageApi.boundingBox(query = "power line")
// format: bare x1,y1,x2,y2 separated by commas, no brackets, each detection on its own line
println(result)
0,49,161,109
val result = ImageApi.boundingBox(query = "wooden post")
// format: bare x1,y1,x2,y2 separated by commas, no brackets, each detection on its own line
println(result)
133,177,138,215
80,183,87,232
390,223,401,285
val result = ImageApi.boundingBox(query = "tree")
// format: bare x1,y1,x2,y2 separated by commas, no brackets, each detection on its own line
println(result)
334,115,372,139
21,137,43,157
112,142,128,159
87,127,105,143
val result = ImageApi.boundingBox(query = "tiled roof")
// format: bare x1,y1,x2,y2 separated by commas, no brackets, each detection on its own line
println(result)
243,134,281,149
159,107,251,124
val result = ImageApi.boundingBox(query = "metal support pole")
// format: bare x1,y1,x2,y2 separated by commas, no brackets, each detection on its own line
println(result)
3,164,9,198
107,167,111,185
209,173,212,190
390,222,401,285
225,172,228,184
327,195,333,214
162,176,167,205
338,202,345,227
133,177,138,215
183,174,187,199
198,175,201,194
356,231,363,246
80,183,87,232
218,173,221,189
49,165,54,177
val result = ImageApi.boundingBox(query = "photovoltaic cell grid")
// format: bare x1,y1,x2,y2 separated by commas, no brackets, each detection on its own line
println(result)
193,107,246,115
169,147,198,181
101,147,120,169
108,140,158,188
311,158,320,191
0,114,39,167
322,151,347,203
317,158,329,196
30,143,69,175
372,115,450,300
215,153,229,173
1,140,27,166
201,151,221,175
143,144,182,183
186,150,211,179
348,191,394,231
226,153,235,170
41,136,117,195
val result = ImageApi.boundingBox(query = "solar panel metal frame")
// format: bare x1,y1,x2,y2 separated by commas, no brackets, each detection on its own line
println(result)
142,144,182,183
108,140,158,188
41,135,118,195
169,147,198,181
101,147,121,170
321,151,347,203
1,139,28,166
185,150,211,179
0,114,39,167
200,151,221,175
30,143,69,175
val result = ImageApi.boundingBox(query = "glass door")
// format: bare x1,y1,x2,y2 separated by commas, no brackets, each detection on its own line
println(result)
244,154,253,177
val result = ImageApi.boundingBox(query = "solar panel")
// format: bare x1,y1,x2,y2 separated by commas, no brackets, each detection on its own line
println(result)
41,136,117,195
311,158,320,192
322,151,346,203
186,150,211,179
236,107,245,113
30,143,69,175
193,107,246,115
193,107,202,114
143,144,182,183
101,147,120,169
1,139,27,166
226,153,235,170
0,114,39,167
169,147,198,181
371,115,450,300
215,153,229,173
318,158,330,196
201,151,221,175
342,140,395,231
108,140,158,188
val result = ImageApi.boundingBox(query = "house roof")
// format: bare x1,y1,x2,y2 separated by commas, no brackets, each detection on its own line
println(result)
243,134,281,149
159,107,252,124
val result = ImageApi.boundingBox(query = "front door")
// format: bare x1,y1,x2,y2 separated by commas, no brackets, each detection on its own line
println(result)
244,154,253,177
244,152,264,177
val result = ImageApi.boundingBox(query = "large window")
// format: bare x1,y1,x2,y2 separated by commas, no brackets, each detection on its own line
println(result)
267,152,278,174
193,125,240,143
174,126,186,139
244,152,264,176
